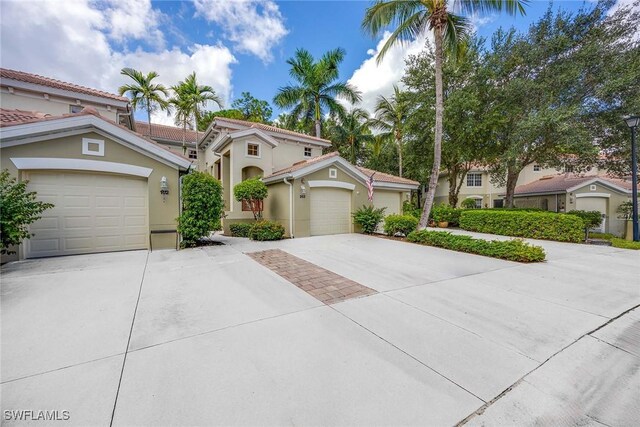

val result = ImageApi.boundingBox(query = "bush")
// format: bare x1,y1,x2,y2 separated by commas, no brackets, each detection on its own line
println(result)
460,198,479,209
233,177,268,220
566,210,602,229
249,220,285,241
402,200,422,219
459,209,584,242
589,232,640,250
384,214,418,236
0,170,54,254
431,203,457,223
407,230,546,262
177,171,223,247
353,205,386,234
229,223,252,237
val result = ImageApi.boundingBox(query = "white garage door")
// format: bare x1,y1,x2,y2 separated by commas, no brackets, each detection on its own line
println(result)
25,172,149,258
374,191,401,233
310,187,351,236
576,197,607,233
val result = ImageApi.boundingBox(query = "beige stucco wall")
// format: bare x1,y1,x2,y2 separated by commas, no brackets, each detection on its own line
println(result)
0,131,181,257
514,194,562,212
568,184,631,237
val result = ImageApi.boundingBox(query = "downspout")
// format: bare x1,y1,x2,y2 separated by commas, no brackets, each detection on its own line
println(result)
284,177,294,238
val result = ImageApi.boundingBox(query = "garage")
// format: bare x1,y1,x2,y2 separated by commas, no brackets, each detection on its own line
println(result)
25,171,149,258
576,196,607,233
310,187,352,236
374,190,401,233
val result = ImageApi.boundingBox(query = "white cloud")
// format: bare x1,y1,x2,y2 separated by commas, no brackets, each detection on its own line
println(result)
0,0,236,127
102,0,166,49
347,31,430,114
194,0,288,62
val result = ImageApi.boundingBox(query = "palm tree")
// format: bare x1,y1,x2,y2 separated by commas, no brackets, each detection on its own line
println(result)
168,93,193,156
274,48,362,138
362,0,528,228
118,68,169,138
371,85,408,177
332,108,374,164
173,72,223,164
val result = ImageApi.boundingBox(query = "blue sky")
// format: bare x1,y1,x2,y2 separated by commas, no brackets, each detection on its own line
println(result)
1,0,621,125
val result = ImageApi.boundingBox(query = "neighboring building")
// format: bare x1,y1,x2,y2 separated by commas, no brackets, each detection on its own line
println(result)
513,174,634,237
135,121,198,160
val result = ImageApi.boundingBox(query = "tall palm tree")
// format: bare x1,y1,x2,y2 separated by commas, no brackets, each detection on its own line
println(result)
173,72,223,164
362,0,528,228
118,68,169,138
274,48,362,138
371,85,408,177
332,108,374,164
168,93,194,156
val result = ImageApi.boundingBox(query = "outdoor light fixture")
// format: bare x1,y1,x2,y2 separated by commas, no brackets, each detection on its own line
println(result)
160,176,169,202
624,115,639,241
300,184,306,195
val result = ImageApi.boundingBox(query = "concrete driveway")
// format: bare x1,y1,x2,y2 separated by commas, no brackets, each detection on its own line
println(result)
1,233,638,426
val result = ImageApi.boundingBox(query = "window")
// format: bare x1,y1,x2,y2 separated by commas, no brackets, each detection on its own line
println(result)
533,164,541,172
466,172,482,187
247,142,260,157
188,149,197,160
493,199,504,208
329,168,337,179
304,147,312,157
564,165,574,173
474,199,483,209
81,137,104,157
70,105,84,114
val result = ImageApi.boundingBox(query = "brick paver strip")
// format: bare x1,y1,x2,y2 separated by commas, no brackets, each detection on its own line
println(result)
247,249,377,305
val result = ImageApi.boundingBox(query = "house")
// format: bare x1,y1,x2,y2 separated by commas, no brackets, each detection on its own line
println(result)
513,174,635,237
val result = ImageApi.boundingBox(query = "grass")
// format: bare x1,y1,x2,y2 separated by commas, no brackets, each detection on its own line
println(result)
589,232,640,250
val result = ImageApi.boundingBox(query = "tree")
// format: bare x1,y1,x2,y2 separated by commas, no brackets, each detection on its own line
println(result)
231,92,273,123
330,108,374,164
173,72,223,164
177,171,223,247
274,48,362,138
233,177,268,220
362,0,528,228
0,170,54,254
169,92,194,155
371,86,409,177
198,109,244,132
118,68,169,138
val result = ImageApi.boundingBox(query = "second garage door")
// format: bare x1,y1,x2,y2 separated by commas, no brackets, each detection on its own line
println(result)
25,171,149,258
310,187,352,236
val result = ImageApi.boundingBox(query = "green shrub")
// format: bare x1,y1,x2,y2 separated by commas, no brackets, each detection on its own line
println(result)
229,223,253,237
0,170,54,254
249,220,285,241
384,214,418,236
233,177,268,220
459,209,584,242
407,230,546,262
177,171,223,247
402,200,422,219
460,198,479,209
431,203,457,223
353,205,386,234
566,210,602,229
589,232,640,250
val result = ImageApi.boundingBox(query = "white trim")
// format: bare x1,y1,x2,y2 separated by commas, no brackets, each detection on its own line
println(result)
211,118,331,147
575,193,611,199
10,157,153,178
566,178,630,194
329,168,338,179
82,137,104,156
373,181,419,191
245,140,262,159
308,180,355,191
465,195,484,199
0,114,191,169
210,128,279,152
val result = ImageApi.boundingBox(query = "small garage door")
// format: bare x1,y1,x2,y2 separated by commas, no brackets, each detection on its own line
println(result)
374,191,401,233
25,171,149,258
310,187,351,236
576,197,607,233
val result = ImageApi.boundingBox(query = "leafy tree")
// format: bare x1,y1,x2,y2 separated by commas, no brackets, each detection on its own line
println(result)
198,109,244,132
362,0,528,228
233,177,268,220
370,86,409,177
118,68,169,137
231,92,273,123
177,171,223,247
0,170,54,254
330,108,374,164
274,48,362,138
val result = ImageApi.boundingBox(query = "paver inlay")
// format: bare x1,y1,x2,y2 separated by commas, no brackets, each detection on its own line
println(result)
247,248,377,304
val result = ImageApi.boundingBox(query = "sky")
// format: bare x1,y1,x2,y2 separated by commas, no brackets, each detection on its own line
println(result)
0,0,634,126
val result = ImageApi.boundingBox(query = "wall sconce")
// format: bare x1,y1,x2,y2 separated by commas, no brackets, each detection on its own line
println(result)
160,176,169,202
300,185,306,195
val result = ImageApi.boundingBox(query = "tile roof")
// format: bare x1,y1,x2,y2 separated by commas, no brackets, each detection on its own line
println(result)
1,68,128,103
267,152,341,178
214,117,331,144
0,108,51,127
515,174,633,195
357,166,420,186
135,121,197,144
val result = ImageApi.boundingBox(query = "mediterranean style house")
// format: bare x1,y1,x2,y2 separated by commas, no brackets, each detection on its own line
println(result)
0,68,417,260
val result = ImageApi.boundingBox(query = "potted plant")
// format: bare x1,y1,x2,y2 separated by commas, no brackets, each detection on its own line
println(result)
431,204,452,228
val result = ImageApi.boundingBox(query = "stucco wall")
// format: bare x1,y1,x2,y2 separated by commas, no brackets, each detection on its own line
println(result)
0,131,181,255
569,183,630,237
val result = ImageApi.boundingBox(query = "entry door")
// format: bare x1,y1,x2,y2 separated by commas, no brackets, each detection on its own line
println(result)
576,197,607,233
25,171,149,258
310,188,351,236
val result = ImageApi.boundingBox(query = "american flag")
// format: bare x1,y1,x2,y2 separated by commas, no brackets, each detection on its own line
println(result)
367,172,375,202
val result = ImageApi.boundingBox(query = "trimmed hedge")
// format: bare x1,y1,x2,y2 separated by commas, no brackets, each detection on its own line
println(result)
459,210,584,242
566,210,602,229
248,220,285,241
229,223,253,237
407,230,546,262
384,214,418,236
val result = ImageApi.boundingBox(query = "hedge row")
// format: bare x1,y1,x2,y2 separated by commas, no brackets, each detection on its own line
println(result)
229,223,253,237
384,214,418,236
229,221,285,241
406,230,546,262
459,210,584,242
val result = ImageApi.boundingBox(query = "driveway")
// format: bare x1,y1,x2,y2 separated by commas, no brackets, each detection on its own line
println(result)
1,233,638,426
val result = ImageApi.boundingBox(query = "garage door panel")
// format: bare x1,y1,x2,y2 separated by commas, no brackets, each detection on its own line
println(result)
310,188,351,236
25,172,149,258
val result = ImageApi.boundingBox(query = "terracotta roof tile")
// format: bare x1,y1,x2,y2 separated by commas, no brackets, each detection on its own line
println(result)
1,68,128,103
135,121,197,144
266,152,340,178
515,174,633,195
214,117,331,144
357,166,419,186
0,108,51,127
